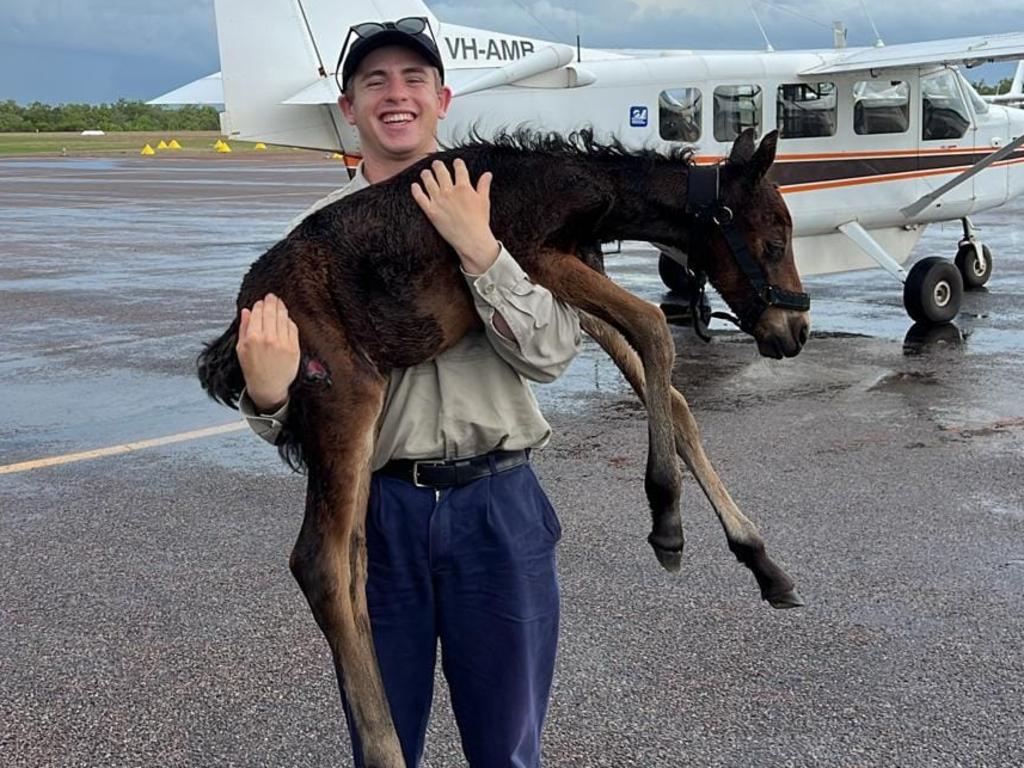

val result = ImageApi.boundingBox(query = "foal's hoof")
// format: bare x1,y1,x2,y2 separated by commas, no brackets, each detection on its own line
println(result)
765,588,805,609
648,536,684,572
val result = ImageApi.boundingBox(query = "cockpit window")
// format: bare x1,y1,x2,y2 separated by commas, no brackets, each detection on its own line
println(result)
922,69,971,140
958,71,990,115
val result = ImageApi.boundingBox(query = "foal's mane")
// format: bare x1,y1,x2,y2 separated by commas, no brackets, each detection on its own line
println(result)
449,127,696,166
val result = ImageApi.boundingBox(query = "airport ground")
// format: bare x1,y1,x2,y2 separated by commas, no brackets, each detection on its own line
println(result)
1,153,1022,767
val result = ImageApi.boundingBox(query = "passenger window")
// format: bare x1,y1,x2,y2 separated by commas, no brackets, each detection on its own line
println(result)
853,80,910,135
777,82,836,138
713,85,762,141
659,87,702,142
922,70,971,140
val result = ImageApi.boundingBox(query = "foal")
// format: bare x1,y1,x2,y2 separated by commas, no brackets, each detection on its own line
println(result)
199,128,809,767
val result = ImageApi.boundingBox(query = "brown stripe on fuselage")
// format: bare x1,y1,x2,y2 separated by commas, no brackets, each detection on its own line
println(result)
692,146,1024,193
768,149,1024,188
778,155,1024,194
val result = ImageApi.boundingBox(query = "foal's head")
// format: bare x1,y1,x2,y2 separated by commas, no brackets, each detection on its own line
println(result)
691,129,810,359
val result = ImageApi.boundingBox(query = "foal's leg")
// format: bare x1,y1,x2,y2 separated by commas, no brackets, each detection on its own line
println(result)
530,252,683,571
286,321,403,768
580,311,803,608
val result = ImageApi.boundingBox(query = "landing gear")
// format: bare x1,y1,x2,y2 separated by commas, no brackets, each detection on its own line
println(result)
658,252,693,294
954,243,993,289
838,220,987,326
657,251,713,333
903,257,963,324
955,217,993,290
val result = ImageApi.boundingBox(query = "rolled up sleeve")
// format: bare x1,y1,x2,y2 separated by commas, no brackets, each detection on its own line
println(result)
463,246,581,383
239,388,288,445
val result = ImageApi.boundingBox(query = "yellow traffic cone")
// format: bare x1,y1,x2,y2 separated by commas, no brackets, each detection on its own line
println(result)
167,139,182,149
214,139,225,149
254,142,267,151
141,144,156,156
157,140,169,150
217,142,232,153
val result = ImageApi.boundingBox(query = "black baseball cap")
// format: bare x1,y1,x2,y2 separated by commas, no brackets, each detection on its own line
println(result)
340,18,445,92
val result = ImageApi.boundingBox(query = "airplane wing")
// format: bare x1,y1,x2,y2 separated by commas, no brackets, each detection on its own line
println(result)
985,60,1024,104
800,32,1024,75
149,72,223,105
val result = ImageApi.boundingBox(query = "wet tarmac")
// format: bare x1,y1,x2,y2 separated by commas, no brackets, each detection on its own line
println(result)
1,156,1023,767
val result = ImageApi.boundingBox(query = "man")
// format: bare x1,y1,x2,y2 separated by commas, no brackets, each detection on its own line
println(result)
234,18,581,768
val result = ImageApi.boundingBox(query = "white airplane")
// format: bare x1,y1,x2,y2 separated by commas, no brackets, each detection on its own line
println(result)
153,0,1024,327
984,60,1024,105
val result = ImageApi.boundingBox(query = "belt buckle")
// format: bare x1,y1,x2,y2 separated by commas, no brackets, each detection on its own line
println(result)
412,460,428,488
412,460,444,488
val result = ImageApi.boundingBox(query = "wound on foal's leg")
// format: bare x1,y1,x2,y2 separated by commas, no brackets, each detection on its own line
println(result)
302,354,332,385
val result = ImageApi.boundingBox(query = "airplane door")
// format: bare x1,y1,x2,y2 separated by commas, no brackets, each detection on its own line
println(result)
961,74,1012,208
918,68,977,217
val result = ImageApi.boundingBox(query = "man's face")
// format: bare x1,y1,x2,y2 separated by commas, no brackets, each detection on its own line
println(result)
339,45,452,164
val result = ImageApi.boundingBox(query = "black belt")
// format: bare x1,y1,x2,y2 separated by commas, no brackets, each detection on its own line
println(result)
378,449,530,489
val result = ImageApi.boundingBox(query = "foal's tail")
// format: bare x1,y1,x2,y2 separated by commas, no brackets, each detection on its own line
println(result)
197,317,245,409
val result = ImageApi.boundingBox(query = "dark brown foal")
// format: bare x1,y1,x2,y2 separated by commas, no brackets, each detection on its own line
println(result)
198,128,808,765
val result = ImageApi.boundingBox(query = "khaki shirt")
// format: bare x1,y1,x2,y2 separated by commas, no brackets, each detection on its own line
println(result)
240,165,581,470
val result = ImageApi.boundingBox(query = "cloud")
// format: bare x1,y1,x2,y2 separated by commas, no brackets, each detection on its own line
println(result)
1,0,1018,103
432,0,1023,51
0,0,217,66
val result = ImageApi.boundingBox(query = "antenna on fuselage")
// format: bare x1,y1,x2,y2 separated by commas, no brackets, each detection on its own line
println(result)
833,21,847,50
858,0,885,47
749,2,775,52
574,0,582,62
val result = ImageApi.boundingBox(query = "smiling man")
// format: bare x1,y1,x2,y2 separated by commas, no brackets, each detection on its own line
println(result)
234,18,581,768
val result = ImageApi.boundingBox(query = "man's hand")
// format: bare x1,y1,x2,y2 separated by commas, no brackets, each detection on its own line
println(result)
411,158,501,274
236,293,300,412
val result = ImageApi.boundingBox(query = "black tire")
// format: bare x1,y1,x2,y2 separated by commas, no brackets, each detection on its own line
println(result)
954,243,993,290
903,257,963,324
658,252,692,294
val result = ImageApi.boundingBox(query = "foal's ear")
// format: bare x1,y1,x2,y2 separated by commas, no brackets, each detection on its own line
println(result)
728,128,757,165
750,129,779,181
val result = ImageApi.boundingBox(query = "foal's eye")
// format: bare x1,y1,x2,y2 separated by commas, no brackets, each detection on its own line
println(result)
763,241,786,260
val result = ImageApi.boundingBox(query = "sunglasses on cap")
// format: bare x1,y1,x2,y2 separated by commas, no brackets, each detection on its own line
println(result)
334,17,440,93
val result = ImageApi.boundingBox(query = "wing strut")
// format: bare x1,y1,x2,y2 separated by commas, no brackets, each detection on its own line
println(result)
901,133,1024,219
838,221,909,282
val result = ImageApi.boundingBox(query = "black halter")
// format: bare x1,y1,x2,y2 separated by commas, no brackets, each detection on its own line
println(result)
684,164,810,337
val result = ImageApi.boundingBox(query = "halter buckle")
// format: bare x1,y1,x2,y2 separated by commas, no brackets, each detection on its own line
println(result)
711,205,733,226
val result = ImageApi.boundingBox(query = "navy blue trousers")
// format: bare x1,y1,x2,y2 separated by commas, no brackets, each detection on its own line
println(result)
343,463,562,767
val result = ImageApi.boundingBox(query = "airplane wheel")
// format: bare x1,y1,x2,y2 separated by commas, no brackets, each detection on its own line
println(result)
954,243,992,290
903,257,963,324
658,252,692,294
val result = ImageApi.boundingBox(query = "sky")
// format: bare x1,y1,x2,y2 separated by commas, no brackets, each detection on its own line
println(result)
0,0,1020,105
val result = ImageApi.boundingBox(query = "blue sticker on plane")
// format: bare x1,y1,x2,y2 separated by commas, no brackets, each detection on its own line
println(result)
629,106,649,127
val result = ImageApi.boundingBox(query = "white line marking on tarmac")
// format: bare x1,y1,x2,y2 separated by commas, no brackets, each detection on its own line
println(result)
0,422,248,475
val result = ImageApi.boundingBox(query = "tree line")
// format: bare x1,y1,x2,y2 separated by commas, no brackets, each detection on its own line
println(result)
0,100,220,133
974,77,1016,96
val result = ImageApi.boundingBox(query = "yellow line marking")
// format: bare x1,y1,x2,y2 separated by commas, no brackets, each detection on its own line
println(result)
0,422,249,475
